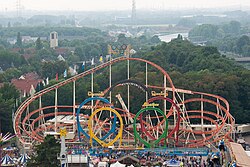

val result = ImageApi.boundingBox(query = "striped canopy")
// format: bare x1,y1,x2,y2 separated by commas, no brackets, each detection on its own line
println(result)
3,146,14,151
1,154,15,166
18,154,30,164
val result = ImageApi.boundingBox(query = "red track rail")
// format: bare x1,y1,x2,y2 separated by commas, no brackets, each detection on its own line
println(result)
13,56,234,148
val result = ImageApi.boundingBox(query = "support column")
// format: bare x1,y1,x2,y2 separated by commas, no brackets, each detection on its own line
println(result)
164,75,169,145
109,60,112,133
201,95,204,131
55,88,58,132
146,63,149,143
39,96,46,132
91,73,94,130
109,59,112,103
73,80,76,132
127,59,130,112
59,127,68,167
164,75,167,117
182,93,185,138
145,63,148,101
127,58,130,146
26,105,31,143
39,96,42,126
91,73,94,110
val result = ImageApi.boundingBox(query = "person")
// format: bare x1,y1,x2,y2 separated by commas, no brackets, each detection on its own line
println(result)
180,161,184,167
218,138,226,152
230,160,237,167
211,152,221,166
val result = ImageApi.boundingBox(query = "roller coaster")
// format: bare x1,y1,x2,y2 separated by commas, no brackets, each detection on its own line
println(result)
13,56,235,149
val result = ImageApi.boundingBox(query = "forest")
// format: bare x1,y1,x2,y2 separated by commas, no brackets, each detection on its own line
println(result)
0,28,250,134
189,21,250,57
137,38,250,124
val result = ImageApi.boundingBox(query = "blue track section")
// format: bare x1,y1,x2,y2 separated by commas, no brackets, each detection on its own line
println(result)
76,97,117,142
87,147,209,157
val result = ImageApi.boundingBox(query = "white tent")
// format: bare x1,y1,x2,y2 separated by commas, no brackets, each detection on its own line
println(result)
1,154,15,166
18,154,31,164
110,161,126,167
163,159,181,167
98,161,108,167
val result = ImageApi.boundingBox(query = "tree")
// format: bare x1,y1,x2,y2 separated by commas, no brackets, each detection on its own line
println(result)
35,37,42,50
0,83,19,100
221,21,241,35
177,34,183,40
189,24,219,40
117,34,128,44
0,83,19,133
16,32,22,48
177,18,196,28
0,93,14,133
138,35,147,44
41,60,67,79
27,135,60,167
236,35,250,54
150,35,161,44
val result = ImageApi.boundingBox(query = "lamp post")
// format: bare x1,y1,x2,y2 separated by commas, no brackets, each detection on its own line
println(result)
59,128,67,167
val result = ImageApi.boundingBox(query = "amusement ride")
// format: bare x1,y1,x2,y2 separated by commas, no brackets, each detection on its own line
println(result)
13,48,235,152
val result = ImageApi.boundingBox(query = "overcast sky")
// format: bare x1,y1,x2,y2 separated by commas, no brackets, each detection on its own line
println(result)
0,0,249,11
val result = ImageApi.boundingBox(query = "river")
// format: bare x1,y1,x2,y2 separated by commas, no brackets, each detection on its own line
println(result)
159,33,188,43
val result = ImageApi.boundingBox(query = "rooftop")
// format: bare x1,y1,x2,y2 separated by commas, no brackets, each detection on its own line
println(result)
11,72,42,95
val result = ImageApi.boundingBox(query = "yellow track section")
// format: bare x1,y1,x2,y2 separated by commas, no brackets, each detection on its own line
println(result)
88,107,123,147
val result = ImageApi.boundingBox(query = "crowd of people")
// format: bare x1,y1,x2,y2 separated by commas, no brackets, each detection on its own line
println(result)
63,139,238,167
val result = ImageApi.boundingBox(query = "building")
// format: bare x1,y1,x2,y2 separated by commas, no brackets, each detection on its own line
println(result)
236,124,250,134
50,31,58,48
11,72,43,97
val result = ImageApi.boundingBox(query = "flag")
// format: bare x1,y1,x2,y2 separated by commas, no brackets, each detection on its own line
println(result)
81,61,85,71
12,108,15,121
23,90,26,98
40,81,44,90
91,58,95,65
42,80,46,86
46,77,49,85
15,98,18,108
99,54,103,63
30,85,36,96
106,55,111,61
56,73,58,81
63,69,67,78
73,65,78,75
35,82,41,92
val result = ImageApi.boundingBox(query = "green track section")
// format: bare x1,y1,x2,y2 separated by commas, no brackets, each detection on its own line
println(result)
133,107,168,148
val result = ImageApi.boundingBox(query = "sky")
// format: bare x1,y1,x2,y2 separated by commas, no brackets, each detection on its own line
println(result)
0,0,250,11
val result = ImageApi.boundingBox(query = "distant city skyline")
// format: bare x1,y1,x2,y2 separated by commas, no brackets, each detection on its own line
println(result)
0,0,249,11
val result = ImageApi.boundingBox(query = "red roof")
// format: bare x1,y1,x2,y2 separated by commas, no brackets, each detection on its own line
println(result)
22,54,34,60
25,48,36,54
11,72,42,95
55,48,69,55
10,48,21,53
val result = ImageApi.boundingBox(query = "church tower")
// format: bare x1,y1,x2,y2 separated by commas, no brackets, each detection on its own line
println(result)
50,31,58,48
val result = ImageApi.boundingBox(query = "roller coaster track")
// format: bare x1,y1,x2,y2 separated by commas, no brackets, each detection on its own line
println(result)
13,56,235,148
